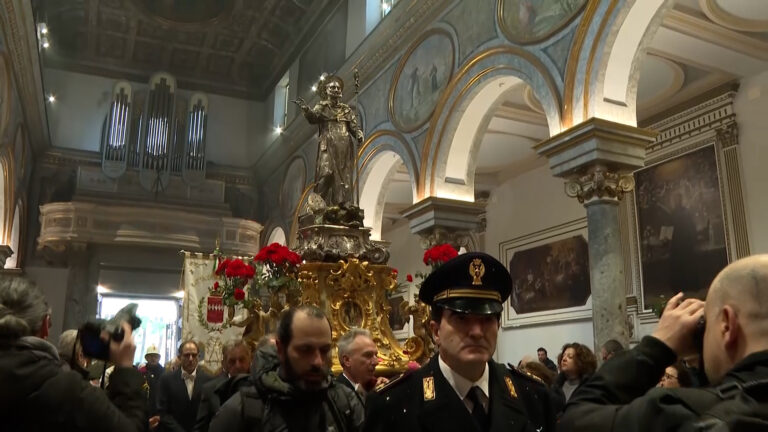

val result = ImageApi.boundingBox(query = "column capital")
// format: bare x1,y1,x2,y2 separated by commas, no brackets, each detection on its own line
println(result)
565,166,635,204
400,197,484,250
535,118,658,178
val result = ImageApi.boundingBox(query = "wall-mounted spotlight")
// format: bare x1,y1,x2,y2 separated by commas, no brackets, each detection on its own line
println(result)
37,22,51,50
47,94,56,103
275,125,283,134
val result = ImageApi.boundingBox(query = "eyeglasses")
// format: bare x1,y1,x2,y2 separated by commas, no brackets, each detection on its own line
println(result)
662,372,678,381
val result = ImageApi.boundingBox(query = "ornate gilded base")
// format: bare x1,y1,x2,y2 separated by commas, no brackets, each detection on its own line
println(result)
298,259,433,375
296,224,389,265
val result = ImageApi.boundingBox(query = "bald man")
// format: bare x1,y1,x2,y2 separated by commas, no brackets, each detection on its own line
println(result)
559,255,768,431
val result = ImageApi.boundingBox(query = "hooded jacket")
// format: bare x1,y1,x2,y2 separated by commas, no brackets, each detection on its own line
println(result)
0,336,146,431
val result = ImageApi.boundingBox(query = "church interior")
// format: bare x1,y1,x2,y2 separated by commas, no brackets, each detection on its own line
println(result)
1,0,767,371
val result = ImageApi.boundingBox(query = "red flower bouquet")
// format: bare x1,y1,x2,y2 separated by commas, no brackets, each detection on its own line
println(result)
252,243,302,296
423,244,459,268
214,257,257,308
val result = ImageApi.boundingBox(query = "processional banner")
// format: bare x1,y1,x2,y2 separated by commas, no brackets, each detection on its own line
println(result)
180,252,245,372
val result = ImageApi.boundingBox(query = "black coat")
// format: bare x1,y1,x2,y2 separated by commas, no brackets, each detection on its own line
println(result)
144,363,165,416
0,336,146,431
335,373,356,392
559,336,768,431
364,355,555,432
194,373,251,432
157,367,213,432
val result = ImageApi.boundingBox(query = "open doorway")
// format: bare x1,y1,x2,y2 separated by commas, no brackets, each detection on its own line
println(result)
98,295,181,367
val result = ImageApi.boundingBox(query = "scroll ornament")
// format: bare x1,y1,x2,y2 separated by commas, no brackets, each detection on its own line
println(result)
565,168,635,204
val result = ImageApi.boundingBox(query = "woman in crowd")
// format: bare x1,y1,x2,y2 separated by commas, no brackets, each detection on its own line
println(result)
554,342,598,403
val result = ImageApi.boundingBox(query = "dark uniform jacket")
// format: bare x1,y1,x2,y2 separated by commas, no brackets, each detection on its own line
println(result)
157,367,213,432
559,336,768,431
0,336,146,431
364,355,555,432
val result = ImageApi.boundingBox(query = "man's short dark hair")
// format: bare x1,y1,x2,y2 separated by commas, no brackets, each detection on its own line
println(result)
602,339,625,356
537,347,547,355
277,305,330,347
178,339,201,356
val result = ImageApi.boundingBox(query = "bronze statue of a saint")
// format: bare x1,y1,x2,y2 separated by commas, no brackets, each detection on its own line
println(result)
293,76,364,209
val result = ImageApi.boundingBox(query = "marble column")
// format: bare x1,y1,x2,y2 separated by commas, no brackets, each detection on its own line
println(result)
535,119,657,351
61,243,97,330
400,197,485,251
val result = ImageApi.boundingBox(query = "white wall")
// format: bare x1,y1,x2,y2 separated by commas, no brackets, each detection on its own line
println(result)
43,69,261,167
25,266,69,342
483,163,592,365
734,70,768,254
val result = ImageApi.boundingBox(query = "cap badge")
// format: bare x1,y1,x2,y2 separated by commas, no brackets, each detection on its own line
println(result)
504,376,518,398
423,376,435,400
470,258,485,285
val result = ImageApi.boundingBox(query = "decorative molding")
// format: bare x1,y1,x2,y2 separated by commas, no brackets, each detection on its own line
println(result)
0,0,49,154
565,167,635,204
663,8,768,61
699,0,768,33
37,201,263,257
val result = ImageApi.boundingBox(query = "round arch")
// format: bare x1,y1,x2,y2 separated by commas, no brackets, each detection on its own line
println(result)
266,226,287,246
579,0,674,126
358,129,418,240
419,47,562,200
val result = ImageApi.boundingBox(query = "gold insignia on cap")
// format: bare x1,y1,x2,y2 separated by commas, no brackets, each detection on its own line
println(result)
504,376,517,398
423,376,435,401
470,258,485,285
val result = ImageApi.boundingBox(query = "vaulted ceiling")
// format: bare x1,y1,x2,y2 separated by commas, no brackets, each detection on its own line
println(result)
34,0,342,99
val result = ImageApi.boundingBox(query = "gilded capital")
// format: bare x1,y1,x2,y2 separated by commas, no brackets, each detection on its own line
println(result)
565,168,635,204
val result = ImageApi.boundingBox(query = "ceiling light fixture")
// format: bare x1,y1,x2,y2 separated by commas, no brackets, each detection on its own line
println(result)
275,125,283,134
47,94,56,103
42,39,50,49
311,85,317,92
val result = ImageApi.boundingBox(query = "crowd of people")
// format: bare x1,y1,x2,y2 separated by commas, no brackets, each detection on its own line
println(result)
2,252,768,431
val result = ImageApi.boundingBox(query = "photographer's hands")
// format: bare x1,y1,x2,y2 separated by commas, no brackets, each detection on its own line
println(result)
651,292,705,357
109,322,137,367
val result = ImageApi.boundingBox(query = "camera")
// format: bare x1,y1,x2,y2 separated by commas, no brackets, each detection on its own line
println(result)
78,303,142,361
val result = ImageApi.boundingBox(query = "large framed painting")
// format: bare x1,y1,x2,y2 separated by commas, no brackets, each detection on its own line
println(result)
634,145,728,309
497,0,587,44
500,218,592,327
389,29,455,132
623,88,750,319
280,156,306,218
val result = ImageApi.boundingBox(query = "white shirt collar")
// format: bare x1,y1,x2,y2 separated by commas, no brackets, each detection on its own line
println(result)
342,372,358,387
438,355,489,400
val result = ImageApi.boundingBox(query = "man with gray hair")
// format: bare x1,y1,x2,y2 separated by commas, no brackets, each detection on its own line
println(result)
336,328,386,399
58,328,90,371
0,275,145,430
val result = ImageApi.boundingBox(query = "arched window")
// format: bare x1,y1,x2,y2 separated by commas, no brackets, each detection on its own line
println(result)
267,227,287,246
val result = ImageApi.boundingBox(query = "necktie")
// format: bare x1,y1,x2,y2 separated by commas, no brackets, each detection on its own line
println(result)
182,372,194,399
466,386,489,431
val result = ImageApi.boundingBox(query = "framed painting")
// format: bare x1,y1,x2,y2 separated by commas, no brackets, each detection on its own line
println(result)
497,0,587,44
622,87,749,318
389,28,455,132
500,218,592,327
634,145,728,309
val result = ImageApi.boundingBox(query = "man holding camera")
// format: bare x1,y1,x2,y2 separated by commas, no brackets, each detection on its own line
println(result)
0,276,146,431
559,255,768,431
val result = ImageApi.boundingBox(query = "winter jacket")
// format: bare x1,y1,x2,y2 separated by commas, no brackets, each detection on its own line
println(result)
0,336,146,431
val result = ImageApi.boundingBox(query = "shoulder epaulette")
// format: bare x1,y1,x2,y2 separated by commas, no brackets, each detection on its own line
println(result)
508,366,545,386
374,372,410,393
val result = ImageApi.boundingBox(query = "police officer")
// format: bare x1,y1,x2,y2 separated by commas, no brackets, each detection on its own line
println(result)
364,252,555,432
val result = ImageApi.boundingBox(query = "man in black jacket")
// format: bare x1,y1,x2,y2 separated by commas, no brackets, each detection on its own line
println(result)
0,275,146,431
560,254,768,431
364,252,555,432
209,305,364,431
194,339,252,432
157,340,213,431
